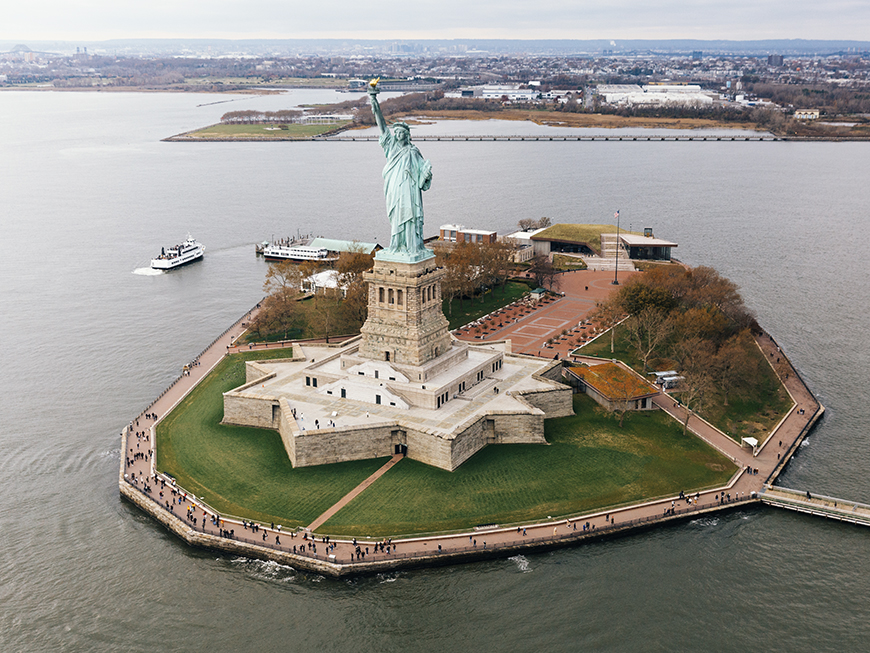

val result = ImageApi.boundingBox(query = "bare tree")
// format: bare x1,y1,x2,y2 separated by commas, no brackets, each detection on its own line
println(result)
251,261,305,339
335,245,374,332
677,369,715,435
517,218,536,232
529,255,559,290
592,298,625,354
623,307,673,373
713,329,759,406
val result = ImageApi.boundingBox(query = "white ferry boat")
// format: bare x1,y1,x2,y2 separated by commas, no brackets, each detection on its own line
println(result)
151,235,205,270
262,244,336,262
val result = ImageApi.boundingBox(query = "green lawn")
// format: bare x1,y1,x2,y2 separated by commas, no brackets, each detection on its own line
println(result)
575,325,793,442
553,253,588,271
186,122,350,139
155,348,387,528
321,393,734,537
443,281,531,329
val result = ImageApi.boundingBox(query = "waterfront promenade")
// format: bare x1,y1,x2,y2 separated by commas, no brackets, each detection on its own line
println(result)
120,278,830,578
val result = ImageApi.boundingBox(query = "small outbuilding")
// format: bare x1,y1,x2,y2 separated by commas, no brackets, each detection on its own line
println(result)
565,361,660,411
530,287,547,302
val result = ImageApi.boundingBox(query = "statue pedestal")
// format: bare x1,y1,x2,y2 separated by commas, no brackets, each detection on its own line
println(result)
357,254,452,370
374,247,435,265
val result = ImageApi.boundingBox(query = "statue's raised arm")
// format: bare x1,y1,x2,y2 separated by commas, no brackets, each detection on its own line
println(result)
367,78,388,135
365,77,432,262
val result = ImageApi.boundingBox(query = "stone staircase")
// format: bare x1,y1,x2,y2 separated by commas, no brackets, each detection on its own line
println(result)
583,234,635,272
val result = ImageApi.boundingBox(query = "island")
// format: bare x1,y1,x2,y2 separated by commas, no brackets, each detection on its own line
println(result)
119,84,832,575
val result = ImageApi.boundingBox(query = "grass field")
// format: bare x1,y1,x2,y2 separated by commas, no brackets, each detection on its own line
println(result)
155,348,387,528
321,393,734,537
443,281,531,329
186,122,350,139
574,325,793,442
155,351,733,537
390,108,765,133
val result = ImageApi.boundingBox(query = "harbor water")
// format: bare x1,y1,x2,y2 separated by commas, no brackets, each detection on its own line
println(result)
1,90,869,652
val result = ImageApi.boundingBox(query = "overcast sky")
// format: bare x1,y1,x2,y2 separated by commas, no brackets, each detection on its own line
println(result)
3,1,869,42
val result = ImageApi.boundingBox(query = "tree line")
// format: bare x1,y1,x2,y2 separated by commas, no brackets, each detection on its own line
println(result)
435,241,516,314
220,109,303,124
246,248,374,343
594,265,763,431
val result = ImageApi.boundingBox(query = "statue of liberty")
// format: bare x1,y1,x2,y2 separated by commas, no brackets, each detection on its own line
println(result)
367,79,432,260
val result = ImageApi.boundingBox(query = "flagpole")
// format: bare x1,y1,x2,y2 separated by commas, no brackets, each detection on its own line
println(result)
612,210,620,285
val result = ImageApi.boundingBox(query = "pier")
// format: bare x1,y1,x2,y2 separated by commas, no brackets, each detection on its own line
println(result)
760,487,870,527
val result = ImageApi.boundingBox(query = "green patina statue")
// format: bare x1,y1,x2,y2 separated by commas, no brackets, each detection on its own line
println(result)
368,79,433,261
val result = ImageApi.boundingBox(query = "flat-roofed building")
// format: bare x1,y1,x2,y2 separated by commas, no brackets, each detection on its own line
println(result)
598,83,713,107
439,224,497,244
617,232,678,261
565,362,660,412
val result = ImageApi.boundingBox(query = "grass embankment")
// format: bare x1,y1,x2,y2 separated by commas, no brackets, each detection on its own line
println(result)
574,325,792,442
183,122,351,139
533,223,642,254
156,348,387,528
322,393,734,537
553,253,588,271
443,281,531,330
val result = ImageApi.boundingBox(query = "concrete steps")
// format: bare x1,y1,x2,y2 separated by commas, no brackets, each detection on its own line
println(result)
587,234,635,272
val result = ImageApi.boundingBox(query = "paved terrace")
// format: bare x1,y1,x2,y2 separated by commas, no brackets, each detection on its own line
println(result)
121,286,837,578
455,270,637,357
235,341,556,437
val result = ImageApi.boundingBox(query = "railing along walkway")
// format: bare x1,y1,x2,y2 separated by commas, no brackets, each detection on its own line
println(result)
760,486,870,527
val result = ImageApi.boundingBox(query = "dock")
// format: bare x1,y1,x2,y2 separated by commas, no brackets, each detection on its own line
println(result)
760,486,870,527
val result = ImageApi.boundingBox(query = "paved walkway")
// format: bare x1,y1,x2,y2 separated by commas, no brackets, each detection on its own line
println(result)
307,454,404,532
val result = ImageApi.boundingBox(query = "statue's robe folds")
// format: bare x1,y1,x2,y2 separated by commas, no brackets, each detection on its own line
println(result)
379,129,431,255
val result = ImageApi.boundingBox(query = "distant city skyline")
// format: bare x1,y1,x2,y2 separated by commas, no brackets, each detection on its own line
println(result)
3,0,869,42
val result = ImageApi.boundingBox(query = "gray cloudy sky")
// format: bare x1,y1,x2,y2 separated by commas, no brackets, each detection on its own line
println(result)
3,0,868,41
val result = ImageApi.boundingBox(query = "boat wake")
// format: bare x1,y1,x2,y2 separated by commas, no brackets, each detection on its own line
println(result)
132,267,164,276
230,557,296,582
509,554,532,572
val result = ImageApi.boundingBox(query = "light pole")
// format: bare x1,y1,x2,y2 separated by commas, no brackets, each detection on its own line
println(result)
612,210,620,285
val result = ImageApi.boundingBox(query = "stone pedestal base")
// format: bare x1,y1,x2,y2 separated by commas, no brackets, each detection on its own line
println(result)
358,256,452,368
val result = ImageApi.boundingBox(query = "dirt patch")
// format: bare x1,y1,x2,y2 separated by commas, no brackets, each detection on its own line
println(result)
389,109,763,132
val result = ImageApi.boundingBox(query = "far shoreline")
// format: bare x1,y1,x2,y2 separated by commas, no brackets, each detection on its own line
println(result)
5,88,866,140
